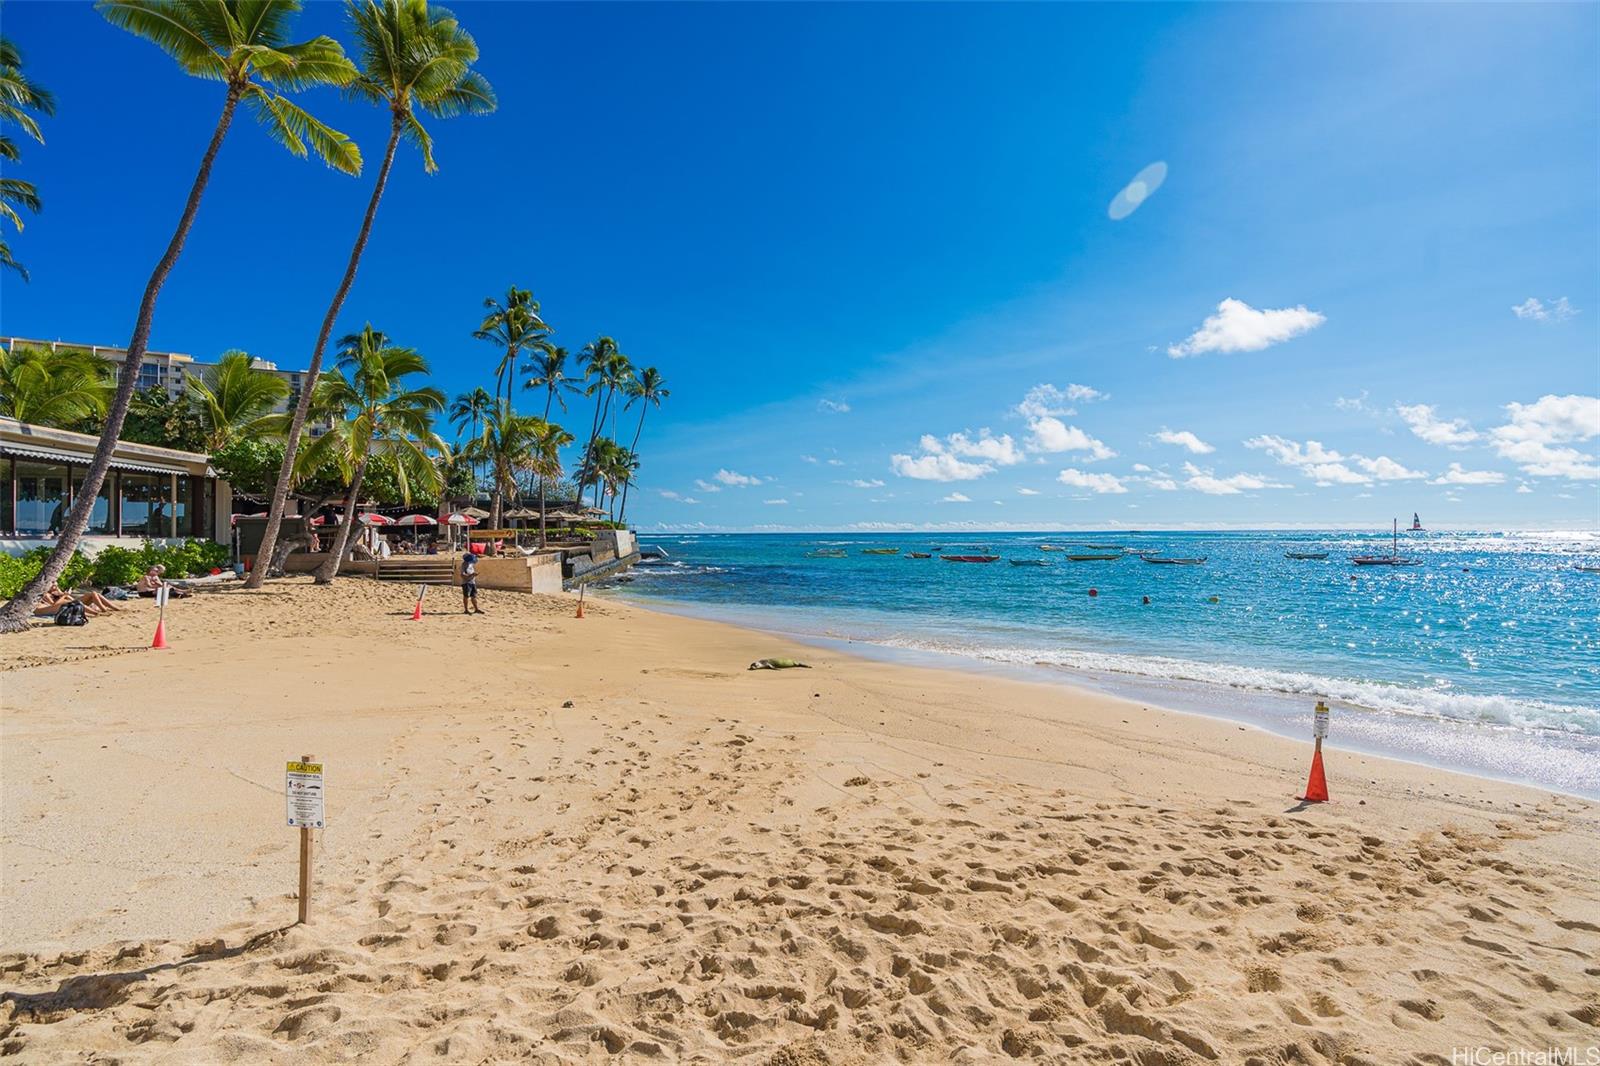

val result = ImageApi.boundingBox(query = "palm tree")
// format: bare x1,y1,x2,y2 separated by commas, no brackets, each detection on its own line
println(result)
1,0,360,633
475,286,549,412
301,325,444,583
0,344,112,425
577,338,634,502
247,0,495,590
617,366,666,523
0,35,55,281
188,350,291,451
523,345,581,420
447,385,492,490
526,419,573,548
464,401,544,530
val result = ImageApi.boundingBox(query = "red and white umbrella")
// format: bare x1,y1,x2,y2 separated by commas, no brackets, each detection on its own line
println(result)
393,514,438,527
358,513,395,526
445,513,481,526
309,515,328,526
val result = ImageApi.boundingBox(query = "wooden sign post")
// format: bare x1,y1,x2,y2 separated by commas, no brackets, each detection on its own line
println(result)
286,754,325,924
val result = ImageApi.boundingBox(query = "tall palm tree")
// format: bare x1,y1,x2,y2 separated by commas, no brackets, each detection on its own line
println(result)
0,344,112,426
0,35,55,281
523,344,581,419
187,350,291,451
577,338,633,501
301,325,444,583
464,401,545,530
1,0,360,633
526,418,573,548
447,385,492,490
475,286,549,412
247,0,495,590
617,366,666,523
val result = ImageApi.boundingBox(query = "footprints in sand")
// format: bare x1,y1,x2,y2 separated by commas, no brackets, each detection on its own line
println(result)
2,709,1596,1064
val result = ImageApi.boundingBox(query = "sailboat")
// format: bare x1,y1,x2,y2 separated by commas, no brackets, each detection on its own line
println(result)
1351,519,1422,566
1410,512,1424,532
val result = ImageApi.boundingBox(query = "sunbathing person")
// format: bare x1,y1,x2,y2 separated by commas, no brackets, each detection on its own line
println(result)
35,584,118,617
136,565,192,598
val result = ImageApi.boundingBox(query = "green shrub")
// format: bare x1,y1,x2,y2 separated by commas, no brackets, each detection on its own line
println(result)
90,545,145,587
0,547,93,598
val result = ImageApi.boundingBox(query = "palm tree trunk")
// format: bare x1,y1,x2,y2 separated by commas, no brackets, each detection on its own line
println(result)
315,449,372,584
537,477,548,549
0,89,241,634
618,406,647,524
246,114,404,590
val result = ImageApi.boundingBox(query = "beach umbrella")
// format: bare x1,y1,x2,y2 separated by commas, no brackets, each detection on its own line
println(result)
445,513,481,526
459,506,491,519
359,513,395,526
394,513,436,546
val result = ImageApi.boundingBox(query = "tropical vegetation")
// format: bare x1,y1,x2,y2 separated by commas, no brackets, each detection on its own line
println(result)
0,34,55,280
246,0,496,590
0,0,675,627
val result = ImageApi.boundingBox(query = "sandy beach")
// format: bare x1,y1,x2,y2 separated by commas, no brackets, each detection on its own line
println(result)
2,578,1597,1064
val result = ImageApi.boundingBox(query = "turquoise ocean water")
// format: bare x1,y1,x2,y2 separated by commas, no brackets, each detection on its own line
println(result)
606,530,1600,798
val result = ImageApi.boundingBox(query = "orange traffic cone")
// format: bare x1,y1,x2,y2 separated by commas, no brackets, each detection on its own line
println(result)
575,599,585,619
150,619,168,649
1301,748,1329,802
412,599,423,621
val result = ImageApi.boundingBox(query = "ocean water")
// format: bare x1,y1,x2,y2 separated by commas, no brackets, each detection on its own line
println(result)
606,530,1600,798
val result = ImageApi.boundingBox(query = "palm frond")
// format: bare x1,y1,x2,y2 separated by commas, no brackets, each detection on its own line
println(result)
96,2,230,79
244,86,363,174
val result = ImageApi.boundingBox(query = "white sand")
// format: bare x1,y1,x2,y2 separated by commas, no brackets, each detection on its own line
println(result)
2,577,1597,1063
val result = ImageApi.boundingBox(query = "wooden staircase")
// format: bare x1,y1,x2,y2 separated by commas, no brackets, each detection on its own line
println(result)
372,555,459,585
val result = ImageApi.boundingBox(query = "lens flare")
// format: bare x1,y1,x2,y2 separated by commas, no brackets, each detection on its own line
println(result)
1108,161,1168,220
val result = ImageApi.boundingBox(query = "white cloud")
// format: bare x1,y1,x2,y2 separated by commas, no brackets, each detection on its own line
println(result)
693,479,722,493
1334,392,1372,414
1145,477,1179,491
891,452,992,481
1488,394,1600,480
1027,417,1115,460
1017,487,1041,496
1245,435,1368,484
945,430,1025,466
1057,468,1128,494
763,498,788,505
817,399,851,414
1354,455,1426,481
941,492,972,503
714,469,762,487
1168,298,1326,358
800,455,819,464
826,459,845,467
1015,383,1105,419
1182,461,1287,495
1153,428,1214,454
1431,463,1505,486
681,497,701,505
1516,483,1533,494
846,478,885,489
1131,463,1151,473
1395,403,1479,448
1511,297,1578,323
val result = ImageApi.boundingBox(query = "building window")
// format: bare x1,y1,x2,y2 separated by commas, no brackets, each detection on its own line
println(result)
175,475,191,537
119,472,171,537
71,470,113,535
1,459,13,535
14,461,69,536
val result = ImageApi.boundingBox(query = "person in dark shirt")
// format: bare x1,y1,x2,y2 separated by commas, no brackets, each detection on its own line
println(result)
461,548,481,614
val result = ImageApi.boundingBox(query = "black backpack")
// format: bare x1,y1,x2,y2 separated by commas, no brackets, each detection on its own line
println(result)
54,602,88,626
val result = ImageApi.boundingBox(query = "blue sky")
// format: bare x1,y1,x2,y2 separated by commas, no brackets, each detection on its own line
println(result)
2,2,1596,531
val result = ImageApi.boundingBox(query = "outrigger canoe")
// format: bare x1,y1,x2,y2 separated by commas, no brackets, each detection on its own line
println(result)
1066,553,1121,562
1144,556,1207,565
1285,551,1329,560
861,547,900,555
941,555,1000,563
805,548,847,558
907,552,932,559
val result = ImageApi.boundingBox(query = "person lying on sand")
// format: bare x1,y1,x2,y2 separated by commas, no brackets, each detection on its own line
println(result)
749,658,811,670
35,584,119,617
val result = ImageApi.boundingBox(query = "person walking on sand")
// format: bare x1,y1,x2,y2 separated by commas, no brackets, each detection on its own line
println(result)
461,548,482,615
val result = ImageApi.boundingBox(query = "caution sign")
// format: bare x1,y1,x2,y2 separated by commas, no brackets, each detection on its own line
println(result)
286,760,325,829
1313,702,1330,739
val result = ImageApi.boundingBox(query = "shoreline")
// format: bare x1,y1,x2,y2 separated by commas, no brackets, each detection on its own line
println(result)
3,578,1597,1062
609,590,1600,801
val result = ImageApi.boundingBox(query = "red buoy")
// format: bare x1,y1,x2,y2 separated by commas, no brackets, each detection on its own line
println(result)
1087,588,1098,597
